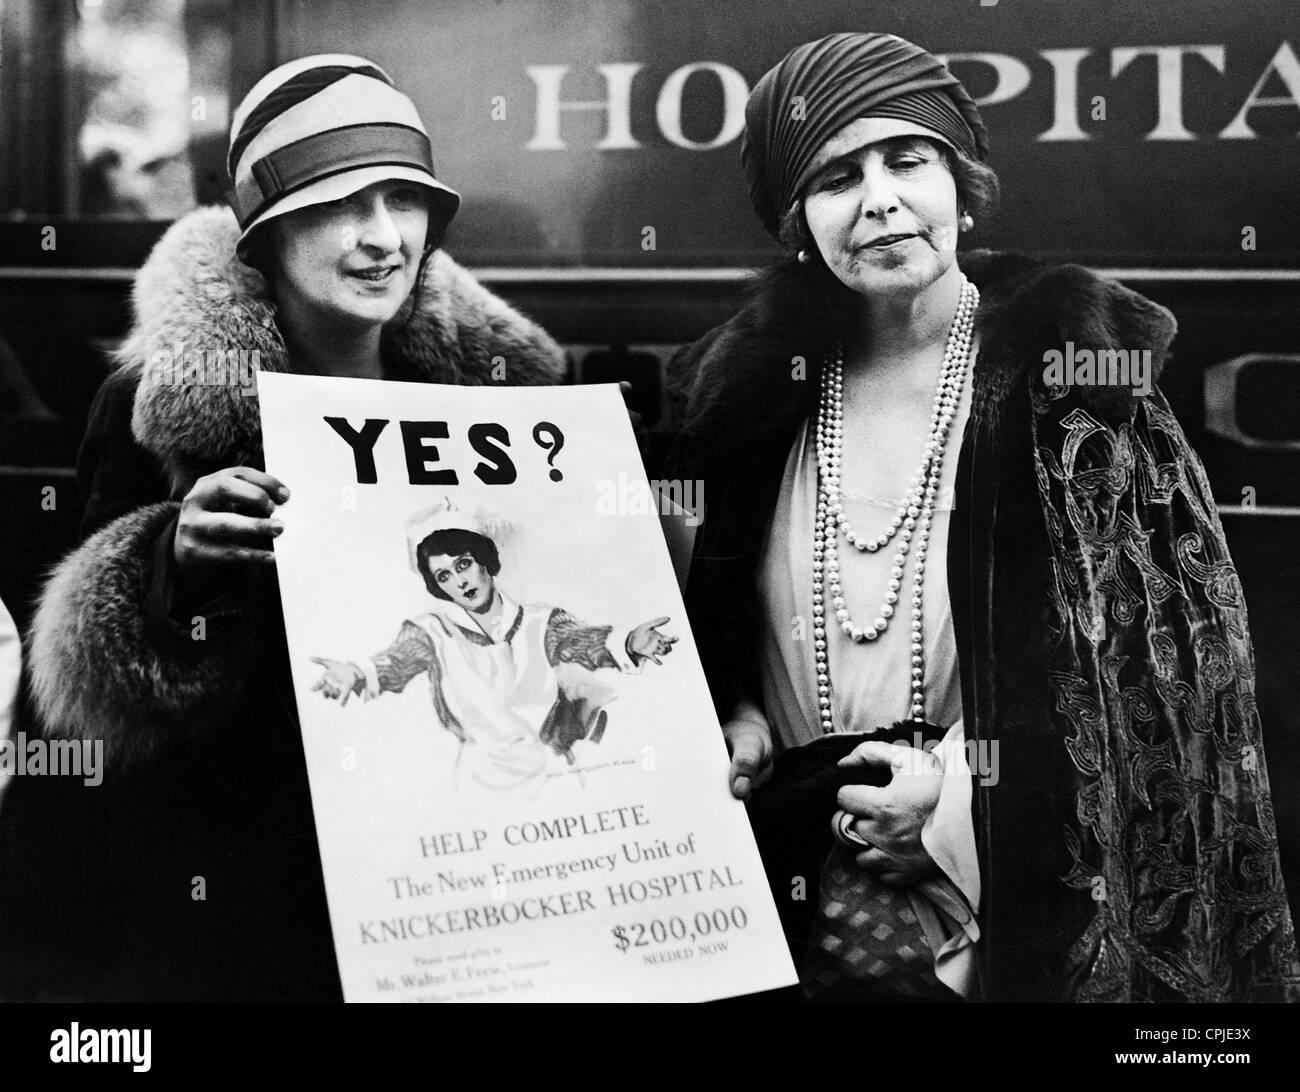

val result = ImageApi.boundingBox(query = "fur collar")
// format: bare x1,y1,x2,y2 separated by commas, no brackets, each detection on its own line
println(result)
671,249,1178,462
118,206,566,486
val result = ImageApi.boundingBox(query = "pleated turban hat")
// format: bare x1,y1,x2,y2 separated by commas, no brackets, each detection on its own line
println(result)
742,33,989,239
227,54,461,256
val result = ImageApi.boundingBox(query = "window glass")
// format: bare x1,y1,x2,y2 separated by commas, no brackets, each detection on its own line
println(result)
0,0,230,219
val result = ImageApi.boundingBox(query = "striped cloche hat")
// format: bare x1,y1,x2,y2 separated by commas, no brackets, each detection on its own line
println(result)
227,54,461,256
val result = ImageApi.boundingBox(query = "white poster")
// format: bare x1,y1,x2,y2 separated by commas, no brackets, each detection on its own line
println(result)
258,372,796,1002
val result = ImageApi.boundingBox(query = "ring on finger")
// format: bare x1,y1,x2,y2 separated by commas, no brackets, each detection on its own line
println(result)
832,809,874,850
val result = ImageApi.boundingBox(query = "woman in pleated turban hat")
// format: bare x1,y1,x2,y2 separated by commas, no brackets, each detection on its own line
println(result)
740,32,993,243
664,33,1298,1003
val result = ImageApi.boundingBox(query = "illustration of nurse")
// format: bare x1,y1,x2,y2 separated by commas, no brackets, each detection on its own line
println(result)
310,503,675,791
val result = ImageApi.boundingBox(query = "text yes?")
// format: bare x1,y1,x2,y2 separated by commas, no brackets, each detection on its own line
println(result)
324,417,566,485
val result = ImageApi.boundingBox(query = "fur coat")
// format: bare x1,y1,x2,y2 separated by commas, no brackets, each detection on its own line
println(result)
12,206,566,1001
665,250,1300,1003
28,206,566,768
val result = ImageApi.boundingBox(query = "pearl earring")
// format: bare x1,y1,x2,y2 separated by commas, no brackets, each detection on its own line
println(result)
797,249,812,264
959,213,974,232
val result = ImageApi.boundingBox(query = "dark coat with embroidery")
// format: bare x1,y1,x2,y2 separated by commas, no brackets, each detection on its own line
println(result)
664,250,1300,1002
6,207,566,1001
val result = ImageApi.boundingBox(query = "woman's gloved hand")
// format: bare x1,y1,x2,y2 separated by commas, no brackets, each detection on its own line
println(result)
723,706,774,800
173,466,288,575
834,740,943,886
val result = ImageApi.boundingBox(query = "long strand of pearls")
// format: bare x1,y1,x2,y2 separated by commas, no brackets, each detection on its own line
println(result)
811,277,978,732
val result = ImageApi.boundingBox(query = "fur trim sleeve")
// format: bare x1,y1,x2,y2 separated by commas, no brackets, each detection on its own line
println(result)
26,503,248,769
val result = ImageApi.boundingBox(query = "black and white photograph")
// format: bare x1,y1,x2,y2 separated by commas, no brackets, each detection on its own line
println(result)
0,0,1297,1068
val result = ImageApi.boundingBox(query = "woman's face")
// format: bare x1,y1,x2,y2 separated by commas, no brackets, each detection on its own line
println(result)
801,118,961,302
272,180,430,328
427,552,494,612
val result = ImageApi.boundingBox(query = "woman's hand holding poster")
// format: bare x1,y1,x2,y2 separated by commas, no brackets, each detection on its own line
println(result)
258,373,796,1002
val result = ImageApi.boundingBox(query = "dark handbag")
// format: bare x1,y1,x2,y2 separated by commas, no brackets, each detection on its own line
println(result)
745,721,958,1002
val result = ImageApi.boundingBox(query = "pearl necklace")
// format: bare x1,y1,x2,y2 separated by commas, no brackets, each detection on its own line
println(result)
812,278,979,731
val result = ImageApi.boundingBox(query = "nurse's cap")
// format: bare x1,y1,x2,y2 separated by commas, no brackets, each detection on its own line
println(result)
405,500,517,574
227,54,461,257
406,500,482,571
